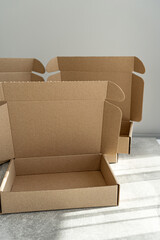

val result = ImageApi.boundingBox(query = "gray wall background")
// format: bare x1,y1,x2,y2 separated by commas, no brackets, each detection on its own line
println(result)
0,0,160,136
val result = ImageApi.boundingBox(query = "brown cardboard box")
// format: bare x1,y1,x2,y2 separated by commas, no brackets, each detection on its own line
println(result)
0,81,124,213
0,58,45,82
0,58,45,164
46,57,145,154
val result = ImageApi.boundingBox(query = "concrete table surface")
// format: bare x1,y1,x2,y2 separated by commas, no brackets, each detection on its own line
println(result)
0,137,160,240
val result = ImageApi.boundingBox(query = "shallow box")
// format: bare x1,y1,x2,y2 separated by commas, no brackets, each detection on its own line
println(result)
46,56,145,154
1,154,119,214
0,81,124,213
0,58,45,82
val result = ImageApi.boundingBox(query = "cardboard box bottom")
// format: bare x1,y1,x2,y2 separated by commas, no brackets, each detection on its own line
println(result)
118,121,133,154
0,154,119,214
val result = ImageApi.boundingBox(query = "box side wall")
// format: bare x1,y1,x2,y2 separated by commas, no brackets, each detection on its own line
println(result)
1,186,118,213
15,154,101,176
101,101,122,154
118,136,130,154
118,121,133,154
131,74,144,122
100,156,118,185
0,160,15,193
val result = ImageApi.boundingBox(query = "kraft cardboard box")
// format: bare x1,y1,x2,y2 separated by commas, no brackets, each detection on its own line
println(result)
0,58,45,82
0,81,124,214
0,58,45,164
46,57,145,154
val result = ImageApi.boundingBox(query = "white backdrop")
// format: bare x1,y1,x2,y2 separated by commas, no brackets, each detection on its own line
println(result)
0,0,160,136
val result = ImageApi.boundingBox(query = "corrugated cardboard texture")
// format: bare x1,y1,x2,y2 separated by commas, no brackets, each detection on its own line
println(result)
0,81,124,161
46,57,145,122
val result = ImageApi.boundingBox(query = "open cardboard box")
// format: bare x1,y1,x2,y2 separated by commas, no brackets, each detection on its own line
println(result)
0,81,124,213
46,57,145,154
0,58,45,82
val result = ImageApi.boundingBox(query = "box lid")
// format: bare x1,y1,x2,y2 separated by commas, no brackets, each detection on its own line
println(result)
0,58,45,82
0,81,124,163
46,57,145,122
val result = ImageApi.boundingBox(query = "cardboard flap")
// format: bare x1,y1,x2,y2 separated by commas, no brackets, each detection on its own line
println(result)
1,81,125,103
46,57,59,73
1,81,109,101
101,101,122,154
0,103,14,164
46,56,145,74
7,100,104,158
47,70,144,122
47,71,131,121
134,57,145,74
0,73,44,82
107,81,125,103
0,58,45,73
0,81,124,159
130,74,144,121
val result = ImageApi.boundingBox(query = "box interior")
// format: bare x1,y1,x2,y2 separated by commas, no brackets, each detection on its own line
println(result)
1,155,118,193
0,81,124,164
0,58,45,82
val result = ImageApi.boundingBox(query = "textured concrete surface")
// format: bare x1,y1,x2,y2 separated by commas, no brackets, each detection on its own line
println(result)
0,137,160,240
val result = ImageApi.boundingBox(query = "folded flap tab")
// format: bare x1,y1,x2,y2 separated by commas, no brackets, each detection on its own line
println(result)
106,81,125,103
134,57,145,74
33,59,45,73
101,101,122,154
131,73,144,122
47,72,61,81
46,57,59,73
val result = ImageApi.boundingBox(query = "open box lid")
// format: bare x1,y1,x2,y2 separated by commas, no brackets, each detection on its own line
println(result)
0,81,124,164
0,58,45,82
46,57,145,122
